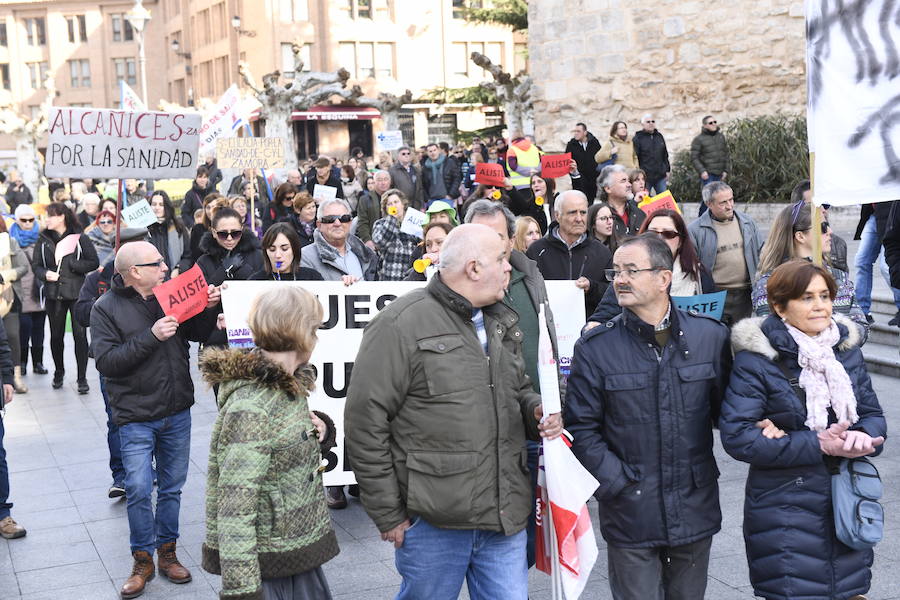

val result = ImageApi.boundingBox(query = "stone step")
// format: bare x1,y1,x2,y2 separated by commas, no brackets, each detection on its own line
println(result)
862,340,900,378
871,294,898,318
866,323,900,347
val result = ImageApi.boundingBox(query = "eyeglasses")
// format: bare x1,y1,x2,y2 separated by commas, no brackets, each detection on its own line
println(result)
596,215,613,222
646,120,655,123
99,220,114,225
18,218,34,223
605,267,663,280
649,229,679,240
320,214,352,224
215,229,243,240
705,120,717,125
134,259,164,269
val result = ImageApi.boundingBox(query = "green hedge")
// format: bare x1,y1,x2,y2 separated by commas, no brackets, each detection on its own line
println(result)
669,114,810,204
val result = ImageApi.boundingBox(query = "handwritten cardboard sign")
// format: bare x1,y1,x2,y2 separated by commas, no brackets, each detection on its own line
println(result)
54,234,81,265
313,184,338,203
216,137,284,170
474,162,506,187
399,207,426,238
152,264,209,323
638,190,681,216
120,199,157,228
672,291,727,320
540,152,572,179
45,107,201,179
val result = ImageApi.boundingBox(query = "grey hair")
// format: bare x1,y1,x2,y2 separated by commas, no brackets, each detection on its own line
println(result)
617,233,674,271
316,198,352,220
641,113,654,123
373,170,391,181
464,199,515,238
598,164,628,195
701,181,732,204
554,190,588,218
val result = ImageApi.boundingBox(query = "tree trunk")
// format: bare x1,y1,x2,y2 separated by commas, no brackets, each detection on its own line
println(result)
16,136,41,200
262,106,297,170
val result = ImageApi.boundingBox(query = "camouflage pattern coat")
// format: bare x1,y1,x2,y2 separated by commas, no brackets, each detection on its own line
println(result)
200,348,339,600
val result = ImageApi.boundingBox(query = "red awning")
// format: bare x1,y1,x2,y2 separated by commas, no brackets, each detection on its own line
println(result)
292,106,380,121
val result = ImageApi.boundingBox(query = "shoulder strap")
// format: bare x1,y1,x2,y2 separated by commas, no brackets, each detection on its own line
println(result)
774,358,806,403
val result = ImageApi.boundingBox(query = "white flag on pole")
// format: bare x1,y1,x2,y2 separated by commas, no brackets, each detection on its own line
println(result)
120,80,146,112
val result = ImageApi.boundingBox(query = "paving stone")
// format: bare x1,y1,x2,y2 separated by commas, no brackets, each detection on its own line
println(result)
15,560,109,595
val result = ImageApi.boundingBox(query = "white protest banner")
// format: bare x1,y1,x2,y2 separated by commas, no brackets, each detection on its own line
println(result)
216,137,284,170
806,1,900,206
376,130,403,151
220,280,584,486
312,184,338,203
120,199,158,228
45,108,201,179
197,85,261,156
399,207,426,238
543,281,586,380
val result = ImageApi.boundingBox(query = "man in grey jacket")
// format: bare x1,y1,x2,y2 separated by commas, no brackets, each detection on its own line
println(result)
687,182,763,326
300,198,378,286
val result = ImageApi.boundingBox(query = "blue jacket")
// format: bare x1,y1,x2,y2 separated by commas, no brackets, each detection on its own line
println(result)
720,314,887,600
564,306,731,548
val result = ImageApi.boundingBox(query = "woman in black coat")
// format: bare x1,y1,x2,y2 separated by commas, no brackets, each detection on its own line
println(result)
720,261,887,600
262,183,297,233
250,223,323,281
180,166,212,229
147,190,191,279
32,202,99,393
279,191,317,248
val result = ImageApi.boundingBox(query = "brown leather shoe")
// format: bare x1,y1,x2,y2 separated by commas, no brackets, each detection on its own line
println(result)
120,550,154,599
0,516,26,539
157,542,192,583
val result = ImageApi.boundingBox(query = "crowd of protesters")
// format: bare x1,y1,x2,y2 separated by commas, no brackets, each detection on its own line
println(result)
0,113,893,600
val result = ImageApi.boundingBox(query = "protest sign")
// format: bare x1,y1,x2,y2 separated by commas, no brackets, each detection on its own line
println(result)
216,137,284,170
399,207,426,238
152,264,209,323
120,199,157,228
638,190,680,216
312,184,338,203
540,153,572,179
474,162,506,187
45,108,201,179
197,85,261,156
54,234,81,267
375,130,403,151
543,281,586,379
672,291,727,320
220,280,584,486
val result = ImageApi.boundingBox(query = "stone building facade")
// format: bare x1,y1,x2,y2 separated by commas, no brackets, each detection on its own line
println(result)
528,0,807,152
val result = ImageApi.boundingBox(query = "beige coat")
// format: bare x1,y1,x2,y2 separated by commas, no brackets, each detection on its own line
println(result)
594,134,638,169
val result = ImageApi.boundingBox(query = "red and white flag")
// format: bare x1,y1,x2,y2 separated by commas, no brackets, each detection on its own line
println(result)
534,306,599,599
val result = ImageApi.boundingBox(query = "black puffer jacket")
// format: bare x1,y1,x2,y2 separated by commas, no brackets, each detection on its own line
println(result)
565,307,731,548
33,229,100,302
565,133,602,201
690,128,730,176
525,224,613,315
633,129,671,184
195,230,264,286
720,315,886,600
90,273,217,426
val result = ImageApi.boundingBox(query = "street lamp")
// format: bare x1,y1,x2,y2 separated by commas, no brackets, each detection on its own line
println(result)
231,15,256,37
171,38,191,59
125,0,151,106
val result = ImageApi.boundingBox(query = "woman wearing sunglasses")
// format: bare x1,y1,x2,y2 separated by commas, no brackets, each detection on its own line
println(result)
85,210,118,267
10,205,47,377
33,202,100,393
753,202,869,340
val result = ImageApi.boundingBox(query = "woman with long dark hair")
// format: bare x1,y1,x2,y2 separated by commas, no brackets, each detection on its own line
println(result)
587,201,618,253
189,193,226,265
250,223,323,281
262,183,297,233
148,190,191,279
32,202,99,393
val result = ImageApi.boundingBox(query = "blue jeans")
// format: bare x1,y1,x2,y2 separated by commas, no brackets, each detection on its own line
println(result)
395,517,528,600
697,174,722,216
0,414,10,519
649,176,668,195
99,376,125,485
119,408,191,555
854,215,900,314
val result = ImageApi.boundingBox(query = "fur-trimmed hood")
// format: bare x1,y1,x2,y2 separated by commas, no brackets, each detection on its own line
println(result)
731,313,862,360
199,347,315,407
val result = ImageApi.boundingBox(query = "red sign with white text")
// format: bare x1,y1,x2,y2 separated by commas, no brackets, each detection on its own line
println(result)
540,153,572,179
152,264,209,323
474,162,506,187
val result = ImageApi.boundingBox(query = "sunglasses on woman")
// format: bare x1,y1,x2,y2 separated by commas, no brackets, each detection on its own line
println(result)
99,219,114,225
319,214,352,224
18,218,34,223
216,229,243,241
650,229,680,240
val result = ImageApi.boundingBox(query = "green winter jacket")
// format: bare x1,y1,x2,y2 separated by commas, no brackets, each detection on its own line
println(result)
690,128,731,176
345,274,542,536
200,348,339,600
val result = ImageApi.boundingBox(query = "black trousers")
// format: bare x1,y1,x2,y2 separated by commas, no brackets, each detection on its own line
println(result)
607,536,713,600
19,311,46,367
45,299,88,379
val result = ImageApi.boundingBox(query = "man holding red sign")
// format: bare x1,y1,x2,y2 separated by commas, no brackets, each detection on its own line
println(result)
90,242,221,599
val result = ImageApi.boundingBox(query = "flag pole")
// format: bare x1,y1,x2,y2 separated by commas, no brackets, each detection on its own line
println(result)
547,469,563,600
115,178,124,252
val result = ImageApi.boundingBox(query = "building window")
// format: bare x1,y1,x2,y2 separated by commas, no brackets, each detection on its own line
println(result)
113,58,136,85
25,17,46,46
357,42,374,78
451,42,468,76
26,62,49,89
212,2,226,36
341,0,373,19
375,43,394,78
28,105,41,119
0,23,8,47
111,14,134,42
0,64,9,90
67,15,88,43
338,42,356,78
70,103,92,108
198,9,210,45
170,0,180,16
281,43,312,77
452,0,483,20
69,59,91,87
279,0,309,22
514,42,527,74
485,42,503,68
215,56,229,94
